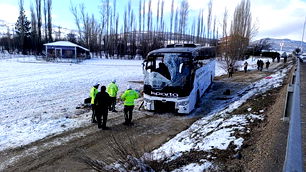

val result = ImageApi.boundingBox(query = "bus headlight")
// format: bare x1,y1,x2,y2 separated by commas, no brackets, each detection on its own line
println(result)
144,98,151,103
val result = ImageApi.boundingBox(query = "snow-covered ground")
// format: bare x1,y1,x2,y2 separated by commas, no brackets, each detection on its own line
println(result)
0,55,281,160
0,56,143,151
215,57,272,76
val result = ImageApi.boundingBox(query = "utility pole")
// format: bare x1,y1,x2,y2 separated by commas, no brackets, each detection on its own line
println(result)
300,16,306,52
280,41,284,52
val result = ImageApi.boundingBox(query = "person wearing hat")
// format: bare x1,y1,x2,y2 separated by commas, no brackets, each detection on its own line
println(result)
107,79,119,112
94,86,111,129
90,83,99,123
121,85,139,125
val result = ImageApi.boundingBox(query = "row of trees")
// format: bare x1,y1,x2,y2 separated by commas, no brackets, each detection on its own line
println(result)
69,0,255,60
0,0,255,64
69,0,216,58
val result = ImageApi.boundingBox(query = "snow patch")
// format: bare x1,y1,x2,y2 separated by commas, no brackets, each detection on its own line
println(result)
151,114,263,162
171,160,214,172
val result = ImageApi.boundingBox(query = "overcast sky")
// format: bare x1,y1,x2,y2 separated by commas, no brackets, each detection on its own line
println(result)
0,0,306,41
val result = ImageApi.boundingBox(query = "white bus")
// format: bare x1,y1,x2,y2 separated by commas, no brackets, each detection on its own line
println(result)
142,44,216,114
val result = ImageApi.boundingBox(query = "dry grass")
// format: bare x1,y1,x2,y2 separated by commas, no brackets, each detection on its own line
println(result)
76,133,156,171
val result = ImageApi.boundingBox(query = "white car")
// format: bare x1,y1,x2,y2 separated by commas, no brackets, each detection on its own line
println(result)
300,53,306,62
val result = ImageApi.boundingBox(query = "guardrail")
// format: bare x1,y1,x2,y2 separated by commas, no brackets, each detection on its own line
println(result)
283,59,304,172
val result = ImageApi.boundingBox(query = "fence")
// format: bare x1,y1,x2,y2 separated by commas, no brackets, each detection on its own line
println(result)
283,59,303,172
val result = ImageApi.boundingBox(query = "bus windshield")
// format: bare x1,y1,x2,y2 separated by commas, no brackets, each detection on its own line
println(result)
144,53,192,89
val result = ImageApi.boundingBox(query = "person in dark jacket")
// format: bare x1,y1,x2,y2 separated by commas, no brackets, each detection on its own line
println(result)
257,60,260,70
243,61,248,73
94,86,111,130
284,56,287,63
228,64,234,78
259,60,264,71
272,56,276,62
277,55,280,63
266,60,270,69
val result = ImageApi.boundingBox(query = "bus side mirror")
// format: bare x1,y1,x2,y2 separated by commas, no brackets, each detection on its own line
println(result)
179,63,184,73
142,61,146,74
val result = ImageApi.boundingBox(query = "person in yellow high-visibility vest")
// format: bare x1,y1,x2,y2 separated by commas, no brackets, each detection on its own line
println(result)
107,79,119,112
121,85,139,125
90,83,99,123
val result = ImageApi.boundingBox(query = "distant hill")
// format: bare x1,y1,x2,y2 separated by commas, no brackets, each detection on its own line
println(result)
252,38,306,53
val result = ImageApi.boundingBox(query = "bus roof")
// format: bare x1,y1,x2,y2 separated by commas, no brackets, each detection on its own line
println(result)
148,47,195,55
147,46,215,58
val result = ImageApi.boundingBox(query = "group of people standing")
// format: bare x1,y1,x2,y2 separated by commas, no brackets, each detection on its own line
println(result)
89,80,139,130
257,59,270,71
228,58,274,78
228,61,249,78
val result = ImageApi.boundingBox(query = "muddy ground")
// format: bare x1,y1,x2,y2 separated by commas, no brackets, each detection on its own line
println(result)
1,60,292,171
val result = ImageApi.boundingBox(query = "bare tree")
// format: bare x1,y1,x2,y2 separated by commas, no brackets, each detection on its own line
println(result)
106,0,110,37
35,0,42,46
220,0,255,73
174,7,179,42
109,0,117,57
206,0,212,43
30,3,38,52
113,0,116,28
160,0,165,41
70,3,82,42
142,0,146,32
128,0,132,32
147,0,152,33
179,0,189,43
70,2,102,55
230,0,254,60
200,9,205,43
138,0,142,38
115,14,119,52
43,0,47,41
213,16,216,40
220,9,231,71
47,0,53,42
105,0,111,56
196,9,202,43
169,0,174,43
155,0,160,32
99,0,108,56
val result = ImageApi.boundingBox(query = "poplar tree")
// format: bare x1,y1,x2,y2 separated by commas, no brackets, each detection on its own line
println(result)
47,0,53,42
35,0,42,46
